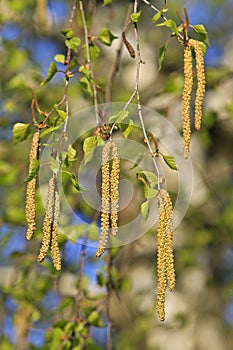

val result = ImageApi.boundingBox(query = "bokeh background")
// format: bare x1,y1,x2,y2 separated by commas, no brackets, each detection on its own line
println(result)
1,0,233,349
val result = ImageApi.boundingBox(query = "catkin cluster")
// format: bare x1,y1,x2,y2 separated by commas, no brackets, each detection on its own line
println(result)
156,189,175,321
25,131,40,240
96,140,120,257
37,174,61,270
182,39,206,158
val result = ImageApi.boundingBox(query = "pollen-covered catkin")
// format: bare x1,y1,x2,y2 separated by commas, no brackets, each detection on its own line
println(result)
156,190,167,321
156,189,175,321
189,39,206,130
182,43,193,159
51,179,61,270
96,141,111,257
37,176,55,262
26,131,40,240
110,141,120,237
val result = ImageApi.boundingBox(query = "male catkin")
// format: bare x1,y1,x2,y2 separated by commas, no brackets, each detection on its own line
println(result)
189,39,206,130
96,141,111,257
182,43,193,159
26,130,40,240
110,141,120,237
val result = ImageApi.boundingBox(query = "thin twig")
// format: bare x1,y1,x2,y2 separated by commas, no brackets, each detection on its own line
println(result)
106,248,113,350
79,0,99,125
105,2,134,105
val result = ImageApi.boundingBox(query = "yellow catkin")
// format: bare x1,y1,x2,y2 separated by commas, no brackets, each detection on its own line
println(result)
37,176,54,262
96,141,111,257
182,43,193,159
110,141,120,237
51,179,61,270
189,39,206,131
156,189,175,321
156,190,167,321
26,131,40,240
163,190,175,292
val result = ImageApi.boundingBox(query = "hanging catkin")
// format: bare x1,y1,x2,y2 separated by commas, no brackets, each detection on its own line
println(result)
189,39,206,130
37,174,61,270
26,130,40,240
110,141,120,237
96,141,111,257
156,189,175,321
182,43,193,159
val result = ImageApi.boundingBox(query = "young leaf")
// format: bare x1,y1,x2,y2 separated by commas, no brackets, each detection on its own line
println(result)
156,19,179,36
65,37,81,52
139,170,158,188
103,0,113,5
130,152,145,169
54,54,65,64
83,43,100,61
122,118,134,138
109,110,129,124
141,200,150,221
191,24,210,46
83,135,103,164
23,159,39,182
144,186,158,200
87,311,105,328
158,44,167,71
40,126,60,138
40,61,57,86
152,8,163,23
63,145,77,168
69,57,79,70
98,28,117,46
62,170,85,191
80,76,93,97
60,28,73,39
161,154,178,170
12,123,31,144
131,10,142,23
97,271,106,287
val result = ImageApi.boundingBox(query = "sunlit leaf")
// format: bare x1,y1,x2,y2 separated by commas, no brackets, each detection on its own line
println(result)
141,200,150,221
83,135,103,164
131,10,142,23
139,170,158,187
161,154,178,170
144,186,158,200
109,110,129,124
65,37,81,52
98,28,117,46
103,0,113,5
54,54,65,64
40,61,57,86
12,122,31,144
152,8,163,22
191,24,210,46
60,28,73,39
156,19,178,36
87,311,105,327
83,43,101,61
62,170,85,191
40,126,60,138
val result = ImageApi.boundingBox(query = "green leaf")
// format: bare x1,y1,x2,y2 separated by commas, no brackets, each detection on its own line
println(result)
69,57,79,70
141,200,150,221
12,123,31,144
122,118,134,138
54,54,65,64
131,10,142,23
97,271,106,287
23,159,39,182
87,311,105,327
109,110,129,124
98,28,117,46
83,43,101,61
144,186,158,200
63,145,77,168
60,28,73,39
40,126,60,138
103,0,113,5
161,154,178,170
83,135,103,164
130,152,145,169
41,61,57,86
62,171,85,191
80,76,93,97
65,37,81,52
191,24,210,46
158,44,167,71
139,170,158,187
156,19,178,36
152,9,163,22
